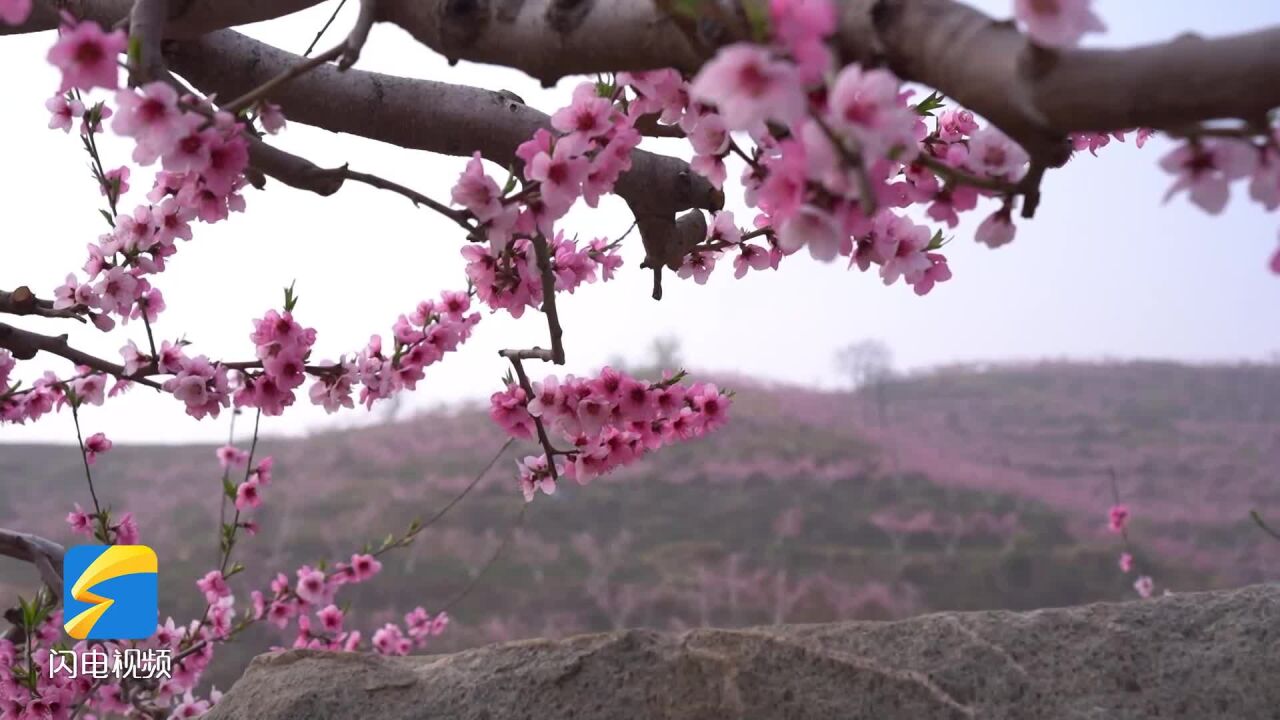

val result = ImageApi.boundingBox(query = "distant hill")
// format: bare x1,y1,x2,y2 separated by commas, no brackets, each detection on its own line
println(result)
2,360,1278,690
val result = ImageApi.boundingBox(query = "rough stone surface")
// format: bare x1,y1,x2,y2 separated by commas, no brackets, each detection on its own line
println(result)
207,584,1279,719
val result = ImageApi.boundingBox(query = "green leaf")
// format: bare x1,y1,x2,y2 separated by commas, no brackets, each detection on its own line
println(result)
926,229,947,251
913,91,947,117
223,477,238,500
742,0,771,41
283,280,299,312
127,36,142,65
18,596,34,627
29,601,50,627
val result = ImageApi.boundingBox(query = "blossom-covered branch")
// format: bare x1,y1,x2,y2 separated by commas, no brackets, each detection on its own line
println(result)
0,322,163,389
165,30,723,261
367,0,1280,168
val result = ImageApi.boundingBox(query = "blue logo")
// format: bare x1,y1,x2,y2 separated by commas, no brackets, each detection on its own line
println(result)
63,545,158,640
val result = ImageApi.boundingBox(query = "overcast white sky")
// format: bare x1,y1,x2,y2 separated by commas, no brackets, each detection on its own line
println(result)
2,0,1278,444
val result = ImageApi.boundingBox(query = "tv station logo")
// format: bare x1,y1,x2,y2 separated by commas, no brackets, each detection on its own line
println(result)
62,544,158,640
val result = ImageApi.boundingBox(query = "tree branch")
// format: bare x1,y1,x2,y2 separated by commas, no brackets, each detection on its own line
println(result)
375,0,706,86
0,321,163,389
0,529,65,603
363,0,1280,167
245,136,347,196
497,350,565,479
638,209,707,300
166,30,721,271
530,234,565,365
14,0,1277,173
0,287,84,322
862,0,1280,163
4,0,326,36
126,0,167,84
337,0,377,69
245,138,474,229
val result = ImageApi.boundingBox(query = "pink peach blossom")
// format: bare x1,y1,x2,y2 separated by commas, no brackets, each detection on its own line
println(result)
976,209,1017,249
83,431,112,465
47,21,126,92
45,94,84,132
690,44,804,131
1015,0,1105,48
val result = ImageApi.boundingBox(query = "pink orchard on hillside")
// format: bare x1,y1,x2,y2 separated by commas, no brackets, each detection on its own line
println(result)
0,0,1278,717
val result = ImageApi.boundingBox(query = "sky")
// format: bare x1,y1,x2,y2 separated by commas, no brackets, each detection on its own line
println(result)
1,0,1278,444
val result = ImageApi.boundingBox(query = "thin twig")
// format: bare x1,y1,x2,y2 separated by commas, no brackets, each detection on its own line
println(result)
530,234,565,365
633,113,685,138
69,400,106,540
497,351,566,477
916,153,1019,195
726,138,759,169
610,220,638,247
438,503,528,613
223,45,344,116
809,113,877,216
181,410,262,656
1251,510,1280,541
216,410,240,566
342,168,473,230
1107,467,1141,579
174,438,515,664
220,409,263,574
140,312,159,358
415,438,515,534
303,0,349,56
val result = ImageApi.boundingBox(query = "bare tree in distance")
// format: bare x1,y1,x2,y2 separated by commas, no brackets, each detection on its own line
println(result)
651,335,684,371
836,340,895,425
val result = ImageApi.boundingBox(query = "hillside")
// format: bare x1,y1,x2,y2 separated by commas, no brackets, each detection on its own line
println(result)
2,360,1278,690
